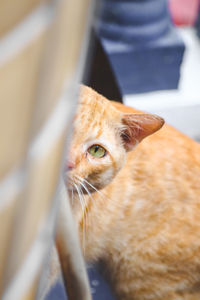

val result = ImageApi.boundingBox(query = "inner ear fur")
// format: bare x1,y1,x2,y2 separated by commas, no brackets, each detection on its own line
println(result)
121,113,164,151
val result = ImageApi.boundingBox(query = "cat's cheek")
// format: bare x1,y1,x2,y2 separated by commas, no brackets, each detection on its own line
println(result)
86,153,110,166
101,168,114,185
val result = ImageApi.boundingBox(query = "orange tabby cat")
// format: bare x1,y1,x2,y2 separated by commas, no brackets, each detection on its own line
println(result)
51,85,200,300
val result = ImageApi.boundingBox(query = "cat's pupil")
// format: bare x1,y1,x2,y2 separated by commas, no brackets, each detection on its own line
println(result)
94,146,99,153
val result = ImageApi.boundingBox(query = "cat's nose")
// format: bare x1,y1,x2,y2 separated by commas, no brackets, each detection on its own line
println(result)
66,161,75,171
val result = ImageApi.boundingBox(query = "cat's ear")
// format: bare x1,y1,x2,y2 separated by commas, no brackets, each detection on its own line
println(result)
121,113,164,151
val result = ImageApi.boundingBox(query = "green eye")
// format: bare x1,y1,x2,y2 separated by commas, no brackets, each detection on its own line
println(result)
88,145,106,158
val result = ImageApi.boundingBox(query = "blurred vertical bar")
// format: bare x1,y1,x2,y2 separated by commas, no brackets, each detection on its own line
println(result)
0,0,93,299
56,179,92,300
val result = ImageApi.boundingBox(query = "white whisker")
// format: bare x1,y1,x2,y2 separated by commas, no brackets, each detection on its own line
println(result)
74,174,121,208
71,186,74,205
82,177,110,201
78,179,97,210
74,183,86,253
79,176,99,193
83,176,121,208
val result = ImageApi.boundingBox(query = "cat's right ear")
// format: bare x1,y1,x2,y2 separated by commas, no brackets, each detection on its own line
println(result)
121,113,164,151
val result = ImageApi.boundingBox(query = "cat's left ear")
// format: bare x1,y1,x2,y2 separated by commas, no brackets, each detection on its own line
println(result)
121,113,164,151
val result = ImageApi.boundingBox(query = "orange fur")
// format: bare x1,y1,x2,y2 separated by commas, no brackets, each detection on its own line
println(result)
56,86,200,300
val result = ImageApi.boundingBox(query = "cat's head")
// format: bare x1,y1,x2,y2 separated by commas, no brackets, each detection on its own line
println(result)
65,85,164,197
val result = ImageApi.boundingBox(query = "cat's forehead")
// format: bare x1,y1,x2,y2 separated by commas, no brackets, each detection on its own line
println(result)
78,98,107,121
74,101,112,137
72,86,121,141
76,87,120,124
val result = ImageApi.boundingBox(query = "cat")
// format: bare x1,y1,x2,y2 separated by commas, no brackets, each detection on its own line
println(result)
49,85,200,300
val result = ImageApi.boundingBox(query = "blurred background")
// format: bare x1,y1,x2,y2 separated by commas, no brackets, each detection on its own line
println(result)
123,0,200,141
90,0,200,141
